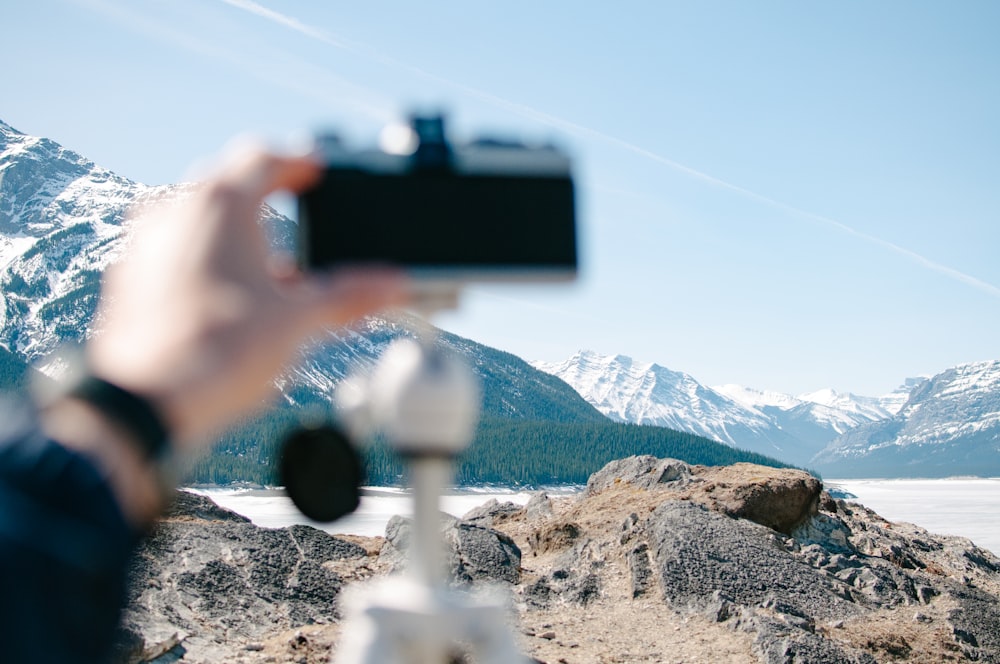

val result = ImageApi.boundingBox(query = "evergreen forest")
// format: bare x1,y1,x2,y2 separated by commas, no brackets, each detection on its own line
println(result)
0,343,797,487
189,407,795,487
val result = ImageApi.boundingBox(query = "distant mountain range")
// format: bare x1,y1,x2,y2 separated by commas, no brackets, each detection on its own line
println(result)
4,117,998,479
813,360,1000,477
531,351,910,466
534,351,1000,476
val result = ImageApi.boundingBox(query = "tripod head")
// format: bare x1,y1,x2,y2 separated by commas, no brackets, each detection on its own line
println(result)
280,284,476,524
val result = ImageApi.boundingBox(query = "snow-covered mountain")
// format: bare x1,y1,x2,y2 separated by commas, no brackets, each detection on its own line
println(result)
533,350,912,467
1,118,156,357
531,351,794,459
0,119,601,424
0,118,297,362
812,360,1000,477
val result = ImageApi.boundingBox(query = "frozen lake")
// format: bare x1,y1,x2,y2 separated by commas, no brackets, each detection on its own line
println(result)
191,478,1000,555
188,486,561,538
829,478,1000,555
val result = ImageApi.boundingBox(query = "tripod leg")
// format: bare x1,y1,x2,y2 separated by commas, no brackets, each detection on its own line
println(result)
460,603,530,664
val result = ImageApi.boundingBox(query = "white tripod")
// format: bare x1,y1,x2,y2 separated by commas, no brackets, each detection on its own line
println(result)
333,291,529,664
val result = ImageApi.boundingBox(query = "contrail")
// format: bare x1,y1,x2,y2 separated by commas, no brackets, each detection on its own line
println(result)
219,0,1000,300
74,0,394,124
218,0,350,49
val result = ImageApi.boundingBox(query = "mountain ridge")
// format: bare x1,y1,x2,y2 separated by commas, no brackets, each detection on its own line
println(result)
813,359,1000,477
535,349,1000,476
532,349,916,467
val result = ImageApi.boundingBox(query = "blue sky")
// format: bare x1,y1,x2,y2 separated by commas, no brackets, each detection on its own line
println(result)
4,0,999,396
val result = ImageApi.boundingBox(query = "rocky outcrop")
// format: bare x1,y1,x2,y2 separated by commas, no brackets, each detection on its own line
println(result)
586,455,822,533
585,454,695,494
122,460,1000,663
119,492,367,663
119,492,524,662
517,457,1000,663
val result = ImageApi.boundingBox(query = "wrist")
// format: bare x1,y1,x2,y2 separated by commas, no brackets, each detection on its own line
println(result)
40,397,170,528
62,374,171,461
34,355,179,528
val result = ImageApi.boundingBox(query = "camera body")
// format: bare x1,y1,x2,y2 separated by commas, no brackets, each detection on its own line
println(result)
297,116,577,282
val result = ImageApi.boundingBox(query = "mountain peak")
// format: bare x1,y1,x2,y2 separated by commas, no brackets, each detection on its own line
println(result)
0,123,158,356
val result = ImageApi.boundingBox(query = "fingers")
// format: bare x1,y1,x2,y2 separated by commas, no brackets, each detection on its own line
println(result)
290,267,412,331
213,142,323,199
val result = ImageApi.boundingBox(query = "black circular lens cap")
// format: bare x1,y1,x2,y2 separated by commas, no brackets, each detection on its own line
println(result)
279,425,363,523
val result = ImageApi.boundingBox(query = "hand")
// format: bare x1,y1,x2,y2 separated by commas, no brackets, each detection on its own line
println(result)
87,145,409,452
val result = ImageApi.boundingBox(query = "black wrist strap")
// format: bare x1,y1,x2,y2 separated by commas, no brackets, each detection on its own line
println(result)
67,376,170,460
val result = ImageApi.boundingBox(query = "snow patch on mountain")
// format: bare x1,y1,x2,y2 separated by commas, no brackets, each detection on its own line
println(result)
712,384,800,411
531,350,766,440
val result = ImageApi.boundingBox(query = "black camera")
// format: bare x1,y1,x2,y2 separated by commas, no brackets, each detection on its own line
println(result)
297,115,577,281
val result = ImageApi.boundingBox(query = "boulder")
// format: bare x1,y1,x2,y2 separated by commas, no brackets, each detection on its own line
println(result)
461,498,523,528
684,463,822,534
648,500,859,622
524,491,554,521
585,455,694,494
378,513,522,585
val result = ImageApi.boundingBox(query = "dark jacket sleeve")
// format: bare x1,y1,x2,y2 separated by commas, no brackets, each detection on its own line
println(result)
0,398,138,664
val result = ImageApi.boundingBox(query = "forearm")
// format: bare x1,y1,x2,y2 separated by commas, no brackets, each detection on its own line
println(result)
0,398,138,663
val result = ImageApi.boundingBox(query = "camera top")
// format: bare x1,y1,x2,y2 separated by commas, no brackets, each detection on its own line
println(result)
314,114,573,177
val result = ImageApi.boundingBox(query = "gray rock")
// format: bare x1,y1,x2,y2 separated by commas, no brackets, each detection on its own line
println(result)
447,521,522,585
462,498,523,528
124,511,365,661
379,513,522,585
648,501,858,622
524,491,554,521
626,542,654,599
378,513,433,573
947,585,1000,662
525,537,606,609
752,617,878,664
585,455,694,494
